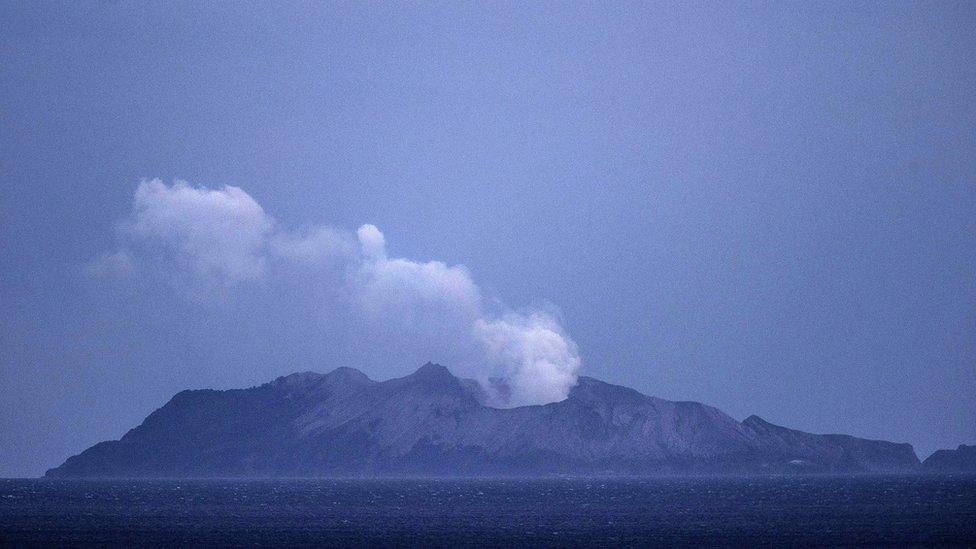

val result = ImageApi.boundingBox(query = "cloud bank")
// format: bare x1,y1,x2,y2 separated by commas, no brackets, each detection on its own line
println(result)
94,179,581,407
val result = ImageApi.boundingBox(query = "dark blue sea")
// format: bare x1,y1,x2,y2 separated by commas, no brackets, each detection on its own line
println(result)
2,476,974,547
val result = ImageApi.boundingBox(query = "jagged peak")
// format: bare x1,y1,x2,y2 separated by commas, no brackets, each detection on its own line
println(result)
743,415,770,426
411,362,455,379
272,371,324,385
379,362,474,400
269,368,375,390
324,366,372,383
568,376,652,404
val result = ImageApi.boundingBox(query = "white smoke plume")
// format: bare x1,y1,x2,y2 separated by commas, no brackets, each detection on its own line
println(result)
474,312,581,407
94,179,581,407
128,179,272,282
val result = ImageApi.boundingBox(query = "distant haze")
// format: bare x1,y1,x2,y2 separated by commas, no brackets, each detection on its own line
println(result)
1,2,974,477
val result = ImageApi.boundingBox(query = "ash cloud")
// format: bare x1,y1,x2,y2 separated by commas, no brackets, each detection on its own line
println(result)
93,179,581,406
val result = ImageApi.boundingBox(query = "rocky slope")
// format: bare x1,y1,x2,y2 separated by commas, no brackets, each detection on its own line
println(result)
46,363,921,477
923,445,976,472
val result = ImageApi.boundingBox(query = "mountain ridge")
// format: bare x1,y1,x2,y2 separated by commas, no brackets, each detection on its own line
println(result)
47,363,923,478
922,444,976,472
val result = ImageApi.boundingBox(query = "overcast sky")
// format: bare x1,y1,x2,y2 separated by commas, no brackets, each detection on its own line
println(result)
2,2,974,477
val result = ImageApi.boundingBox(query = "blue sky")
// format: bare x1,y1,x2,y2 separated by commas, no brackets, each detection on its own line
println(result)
1,1,974,476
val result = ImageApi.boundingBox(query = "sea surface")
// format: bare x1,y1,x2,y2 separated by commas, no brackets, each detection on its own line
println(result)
1,476,974,546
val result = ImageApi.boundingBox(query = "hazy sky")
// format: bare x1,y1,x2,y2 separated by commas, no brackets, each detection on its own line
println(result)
2,2,974,477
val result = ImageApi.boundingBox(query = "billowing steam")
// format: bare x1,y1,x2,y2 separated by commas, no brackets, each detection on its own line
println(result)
92,179,580,407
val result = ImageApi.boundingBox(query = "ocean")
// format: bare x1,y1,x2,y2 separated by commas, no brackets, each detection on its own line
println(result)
1,476,974,546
